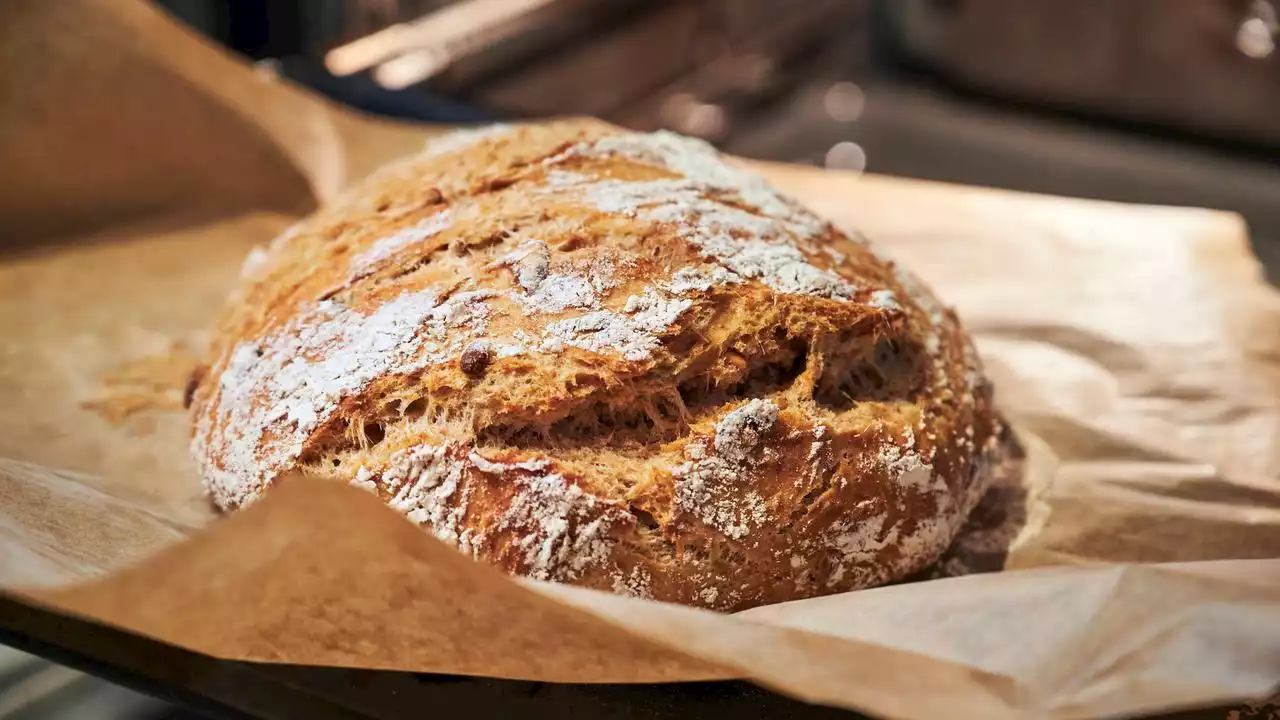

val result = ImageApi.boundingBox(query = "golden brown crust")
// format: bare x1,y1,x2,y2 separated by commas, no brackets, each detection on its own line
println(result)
189,119,1000,611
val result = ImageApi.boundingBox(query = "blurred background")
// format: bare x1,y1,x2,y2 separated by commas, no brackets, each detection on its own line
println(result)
3,1,1277,718
150,0,1280,275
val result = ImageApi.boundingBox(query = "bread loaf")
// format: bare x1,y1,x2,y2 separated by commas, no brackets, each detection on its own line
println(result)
189,119,1001,611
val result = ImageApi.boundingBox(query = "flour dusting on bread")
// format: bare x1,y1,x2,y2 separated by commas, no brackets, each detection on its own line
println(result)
378,443,473,549
190,119,1000,611
350,209,453,277
673,399,779,539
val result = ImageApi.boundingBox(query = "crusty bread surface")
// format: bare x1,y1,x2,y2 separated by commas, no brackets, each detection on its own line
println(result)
189,119,1001,611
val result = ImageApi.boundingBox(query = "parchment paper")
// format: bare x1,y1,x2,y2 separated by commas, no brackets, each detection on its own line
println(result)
1,2,1278,718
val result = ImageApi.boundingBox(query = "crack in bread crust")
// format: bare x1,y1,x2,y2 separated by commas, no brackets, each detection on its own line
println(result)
190,119,999,611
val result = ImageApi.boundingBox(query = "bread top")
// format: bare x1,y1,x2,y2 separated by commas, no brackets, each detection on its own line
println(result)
189,119,999,610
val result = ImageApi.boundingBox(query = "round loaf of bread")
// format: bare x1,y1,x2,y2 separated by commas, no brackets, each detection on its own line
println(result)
189,119,1001,611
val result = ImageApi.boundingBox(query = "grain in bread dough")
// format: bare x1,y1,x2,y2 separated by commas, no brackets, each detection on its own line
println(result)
188,119,1002,611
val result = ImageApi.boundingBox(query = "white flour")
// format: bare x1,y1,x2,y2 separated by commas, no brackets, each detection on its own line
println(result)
673,400,779,539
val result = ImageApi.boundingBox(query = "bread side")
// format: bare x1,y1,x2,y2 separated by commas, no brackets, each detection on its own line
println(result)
189,119,1000,611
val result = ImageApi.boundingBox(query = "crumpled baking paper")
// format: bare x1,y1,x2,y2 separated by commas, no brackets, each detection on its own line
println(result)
0,2,1277,718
